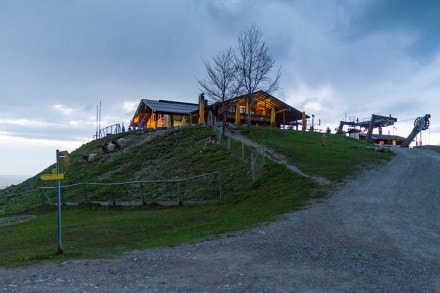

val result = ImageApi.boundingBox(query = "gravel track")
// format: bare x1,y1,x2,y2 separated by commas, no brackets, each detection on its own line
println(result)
1,147,439,292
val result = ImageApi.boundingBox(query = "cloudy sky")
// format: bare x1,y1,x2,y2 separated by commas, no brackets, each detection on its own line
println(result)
1,0,439,176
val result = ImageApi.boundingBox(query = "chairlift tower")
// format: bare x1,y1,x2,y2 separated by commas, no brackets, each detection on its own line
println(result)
401,114,431,148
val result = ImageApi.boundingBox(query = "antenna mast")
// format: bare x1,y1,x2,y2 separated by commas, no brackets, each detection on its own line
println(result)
98,100,102,139
95,101,102,139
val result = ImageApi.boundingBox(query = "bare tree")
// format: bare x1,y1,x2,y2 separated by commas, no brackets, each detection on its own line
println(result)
235,24,281,130
197,48,238,128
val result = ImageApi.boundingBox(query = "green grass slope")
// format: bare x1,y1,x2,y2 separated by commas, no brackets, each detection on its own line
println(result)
246,127,392,181
3,126,254,208
0,126,393,266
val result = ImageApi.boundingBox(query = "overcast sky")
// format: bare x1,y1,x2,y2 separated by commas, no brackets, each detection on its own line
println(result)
1,0,439,176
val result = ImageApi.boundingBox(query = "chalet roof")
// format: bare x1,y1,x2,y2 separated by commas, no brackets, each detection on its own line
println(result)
141,99,198,115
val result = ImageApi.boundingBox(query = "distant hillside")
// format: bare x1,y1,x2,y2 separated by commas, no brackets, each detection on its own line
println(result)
415,145,440,153
0,175,29,189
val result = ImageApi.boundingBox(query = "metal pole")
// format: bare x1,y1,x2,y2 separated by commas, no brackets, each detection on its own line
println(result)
96,105,98,139
56,149,63,255
98,101,102,139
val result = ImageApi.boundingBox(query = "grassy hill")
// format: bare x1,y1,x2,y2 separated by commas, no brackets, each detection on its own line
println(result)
0,126,393,266
3,126,256,209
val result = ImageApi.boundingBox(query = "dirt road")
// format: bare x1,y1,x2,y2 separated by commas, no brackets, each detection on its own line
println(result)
1,147,439,292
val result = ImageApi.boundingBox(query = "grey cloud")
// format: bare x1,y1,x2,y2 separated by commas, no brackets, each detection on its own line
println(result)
335,0,440,61
0,0,439,153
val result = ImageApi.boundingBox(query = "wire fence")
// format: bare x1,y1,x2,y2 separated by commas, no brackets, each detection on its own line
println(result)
215,126,266,182
1,126,266,217
0,172,222,216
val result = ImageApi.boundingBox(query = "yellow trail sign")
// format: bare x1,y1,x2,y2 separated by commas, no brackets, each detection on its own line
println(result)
40,173,64,181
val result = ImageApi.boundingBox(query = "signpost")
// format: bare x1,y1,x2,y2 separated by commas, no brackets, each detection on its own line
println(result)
40,173,64,181
40,149,68,255
55,150,63,255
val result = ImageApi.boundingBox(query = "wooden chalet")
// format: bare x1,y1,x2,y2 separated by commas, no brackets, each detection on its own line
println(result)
130,99,200,129
130,91,306,130
210,91,306,127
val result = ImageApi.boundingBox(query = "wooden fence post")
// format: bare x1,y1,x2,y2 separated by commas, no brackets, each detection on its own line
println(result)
82,184,88,205
177,181,181,206
218,172,223,200
5,197,8,216
241,142,245,160
140,182,145,205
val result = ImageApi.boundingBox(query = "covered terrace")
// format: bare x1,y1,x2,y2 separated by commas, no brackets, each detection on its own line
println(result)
212,91,306,127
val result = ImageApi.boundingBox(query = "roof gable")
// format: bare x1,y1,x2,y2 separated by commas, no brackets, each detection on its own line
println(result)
224,90,308,121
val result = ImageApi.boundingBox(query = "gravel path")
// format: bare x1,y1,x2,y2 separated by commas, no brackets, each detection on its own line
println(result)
1,147,439,292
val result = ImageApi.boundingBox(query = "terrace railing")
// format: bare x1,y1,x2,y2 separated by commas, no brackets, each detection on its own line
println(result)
95,124,122,139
